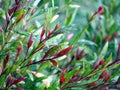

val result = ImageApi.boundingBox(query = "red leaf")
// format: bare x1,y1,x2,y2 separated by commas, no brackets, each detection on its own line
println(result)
88,81,97,87
8,8,13,16
40,28,46,42
3,51,10,69
99,60,104,65
104,74,110,82
7,76,26,87
17,46,22,56
54,23,60,31
28,34,33,49
76,48,84,60
54,46,72,58
93,59,104,69
60,70,67,84
50,60,58,67
12,77,26,85
98,70,108,80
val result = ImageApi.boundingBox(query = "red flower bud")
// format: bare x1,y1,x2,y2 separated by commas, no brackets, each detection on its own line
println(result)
96,6,104,15
54,46,72,58
90,6,104,21
28,34,33,49
98,6,104,13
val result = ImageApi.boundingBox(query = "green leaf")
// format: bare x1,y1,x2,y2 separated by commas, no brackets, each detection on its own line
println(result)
69,24,89,45
15,30,29,36
99,42,109,59
38,62,51,72
28,72,34,81
104,53,112,67
13,9,26,20
65,67,79,79
65,8,78,25
3,0,11,12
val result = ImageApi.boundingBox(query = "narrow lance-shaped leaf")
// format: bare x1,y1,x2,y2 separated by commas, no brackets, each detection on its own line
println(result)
28,34,33,49
99,42,108,59
3,51,10,69
17,46,22,57
50,60,58,67
40,28,46,42
54,46,72,58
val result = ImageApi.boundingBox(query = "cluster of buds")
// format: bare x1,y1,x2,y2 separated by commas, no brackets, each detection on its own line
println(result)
40,23,60,43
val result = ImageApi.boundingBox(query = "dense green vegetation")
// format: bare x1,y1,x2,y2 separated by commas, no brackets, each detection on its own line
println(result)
0,0,120,90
